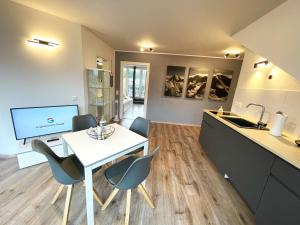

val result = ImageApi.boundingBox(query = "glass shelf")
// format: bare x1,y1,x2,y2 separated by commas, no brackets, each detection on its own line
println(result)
86,69,111,122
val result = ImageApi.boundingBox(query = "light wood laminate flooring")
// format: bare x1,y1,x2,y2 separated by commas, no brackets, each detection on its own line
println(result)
0,123,255,225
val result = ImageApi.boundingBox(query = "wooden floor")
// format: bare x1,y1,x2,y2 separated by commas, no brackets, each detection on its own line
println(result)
0,123,255,225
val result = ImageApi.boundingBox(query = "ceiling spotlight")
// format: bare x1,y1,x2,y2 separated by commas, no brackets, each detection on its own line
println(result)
139,47,154,52
224,50,240,58
224,53,240,58
254,60,269,69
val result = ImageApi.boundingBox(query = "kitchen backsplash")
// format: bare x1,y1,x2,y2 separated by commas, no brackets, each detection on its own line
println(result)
232,88,300,138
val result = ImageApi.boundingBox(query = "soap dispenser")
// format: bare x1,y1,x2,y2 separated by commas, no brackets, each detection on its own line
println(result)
217,106,224,116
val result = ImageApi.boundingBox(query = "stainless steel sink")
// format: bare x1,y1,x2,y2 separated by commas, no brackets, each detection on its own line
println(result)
209,110,238,116
221,116,269,131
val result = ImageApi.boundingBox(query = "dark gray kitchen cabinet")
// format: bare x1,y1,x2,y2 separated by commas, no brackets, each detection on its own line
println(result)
255,176,300,225
221,125,275,212
199,113,228,174
199,112,275,213
255,158,300,225
271,158,300,197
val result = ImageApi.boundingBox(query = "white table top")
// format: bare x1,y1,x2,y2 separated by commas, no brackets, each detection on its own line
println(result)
62,123,148,167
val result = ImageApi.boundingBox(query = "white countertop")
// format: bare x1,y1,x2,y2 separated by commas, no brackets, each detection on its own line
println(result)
205,110,300,169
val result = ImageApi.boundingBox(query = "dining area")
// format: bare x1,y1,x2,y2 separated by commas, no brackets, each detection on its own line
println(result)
0,117,255,225
31,115,158,225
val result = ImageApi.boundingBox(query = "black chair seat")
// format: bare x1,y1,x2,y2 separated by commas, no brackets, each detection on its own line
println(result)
126,117,150,156
104,156,138,186
31,139,105,225
101,147,159,225
60,155,85,181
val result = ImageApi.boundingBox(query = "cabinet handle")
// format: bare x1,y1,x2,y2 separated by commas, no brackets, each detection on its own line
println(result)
224,173,230,179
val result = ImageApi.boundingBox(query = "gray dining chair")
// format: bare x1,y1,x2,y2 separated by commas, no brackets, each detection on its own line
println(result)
101,147,159,225
31,140,103,225
126,117,150,155
72,114,97,132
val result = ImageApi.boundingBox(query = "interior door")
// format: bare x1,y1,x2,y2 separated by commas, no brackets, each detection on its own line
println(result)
124,65,147,104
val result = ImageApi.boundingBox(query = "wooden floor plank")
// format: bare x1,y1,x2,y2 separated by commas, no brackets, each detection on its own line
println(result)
0,123,255,225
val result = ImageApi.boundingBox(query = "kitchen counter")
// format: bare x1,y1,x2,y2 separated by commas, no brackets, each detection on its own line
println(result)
204,110,300,169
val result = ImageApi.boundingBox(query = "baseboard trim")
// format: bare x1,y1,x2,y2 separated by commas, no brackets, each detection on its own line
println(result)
0,154,16,159
151,120,201,127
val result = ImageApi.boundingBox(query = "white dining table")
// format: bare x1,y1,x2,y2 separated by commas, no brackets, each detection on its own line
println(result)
61,123,148,225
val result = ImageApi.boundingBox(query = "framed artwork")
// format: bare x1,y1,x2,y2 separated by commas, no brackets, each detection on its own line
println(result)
164,66,186,97
209,69,233,101
185,68,209,99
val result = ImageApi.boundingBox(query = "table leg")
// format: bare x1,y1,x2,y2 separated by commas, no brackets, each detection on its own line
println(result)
85,166,95,225
143,141,149,156
62,138,69,157
142,141,149,186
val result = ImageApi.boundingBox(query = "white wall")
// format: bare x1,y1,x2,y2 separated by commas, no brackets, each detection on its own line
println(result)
0,1,85,155
233,0,300,80
231,49,300,138
81,26,115,119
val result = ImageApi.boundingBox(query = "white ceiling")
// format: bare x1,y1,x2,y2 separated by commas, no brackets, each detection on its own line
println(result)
13,0,286,57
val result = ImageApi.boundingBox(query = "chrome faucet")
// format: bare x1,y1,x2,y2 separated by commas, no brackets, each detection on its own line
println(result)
246,103,266,128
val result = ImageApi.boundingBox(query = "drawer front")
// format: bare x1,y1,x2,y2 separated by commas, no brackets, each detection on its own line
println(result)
271,158,300,197
256,176,300,225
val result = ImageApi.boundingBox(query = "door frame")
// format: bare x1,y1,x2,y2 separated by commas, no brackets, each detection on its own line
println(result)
120,61,150,119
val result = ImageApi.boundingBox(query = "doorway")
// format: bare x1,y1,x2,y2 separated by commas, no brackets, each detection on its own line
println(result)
120,61,150,126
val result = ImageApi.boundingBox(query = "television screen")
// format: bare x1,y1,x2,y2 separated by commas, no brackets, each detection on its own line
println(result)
10,105,78,140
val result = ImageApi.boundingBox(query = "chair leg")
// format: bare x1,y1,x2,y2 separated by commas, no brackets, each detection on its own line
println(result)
62,185,73,225
93,188,104,206
125,189,131,225
102,188,119,210
51,184,65,205
138,185,155,209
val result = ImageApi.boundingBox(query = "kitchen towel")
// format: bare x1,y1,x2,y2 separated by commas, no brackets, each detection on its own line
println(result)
270,112,288,137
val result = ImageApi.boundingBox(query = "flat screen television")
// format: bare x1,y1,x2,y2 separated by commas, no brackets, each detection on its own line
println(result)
10,105,79,140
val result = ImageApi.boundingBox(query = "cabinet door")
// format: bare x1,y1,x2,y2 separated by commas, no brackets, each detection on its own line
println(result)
271,158,300,197
199,115,227,174
255,176,300,225
223,126,275,213
199,120,214,155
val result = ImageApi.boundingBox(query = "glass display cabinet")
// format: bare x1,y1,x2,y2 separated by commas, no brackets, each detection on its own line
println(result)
86,69,111,123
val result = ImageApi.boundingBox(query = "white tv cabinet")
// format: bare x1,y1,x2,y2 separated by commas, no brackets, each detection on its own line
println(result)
17,134,72,169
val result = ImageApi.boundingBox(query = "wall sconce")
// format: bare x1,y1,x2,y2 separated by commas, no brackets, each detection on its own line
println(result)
254,60,269,69
27,37,59,47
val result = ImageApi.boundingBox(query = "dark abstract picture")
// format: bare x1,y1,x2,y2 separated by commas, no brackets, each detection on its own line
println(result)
209,69,233,101
164,66,186,97
186,68,209,99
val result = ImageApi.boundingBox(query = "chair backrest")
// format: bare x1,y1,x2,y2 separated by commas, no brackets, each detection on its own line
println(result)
31,139,82,185
116,147,160,189
72,114,97,132
129,117,150,138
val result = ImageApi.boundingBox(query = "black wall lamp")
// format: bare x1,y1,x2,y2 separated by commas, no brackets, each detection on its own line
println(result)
254,60,269,69
27,38,59,47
